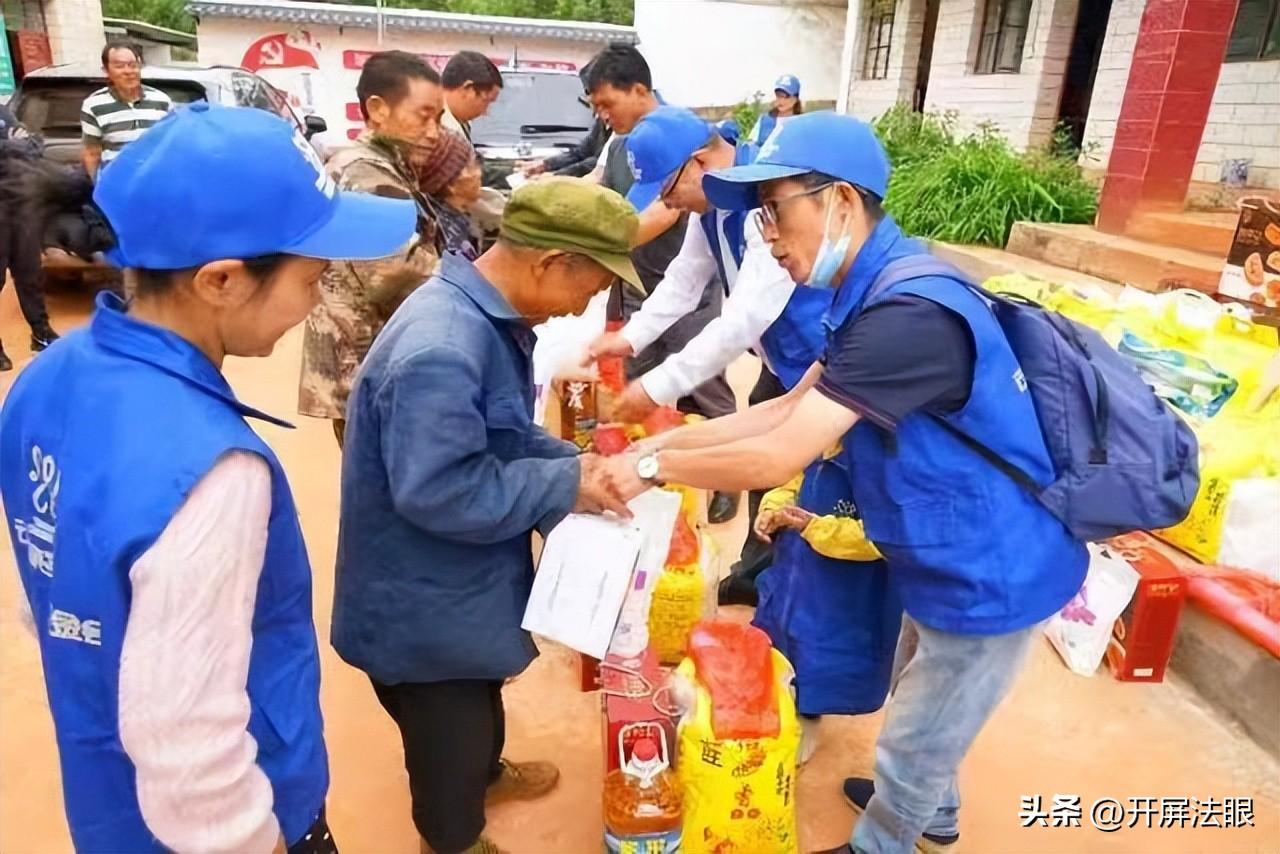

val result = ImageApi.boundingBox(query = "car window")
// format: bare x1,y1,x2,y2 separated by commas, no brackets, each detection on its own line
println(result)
15,80,202,140
470,72,593,148
232,72,294,123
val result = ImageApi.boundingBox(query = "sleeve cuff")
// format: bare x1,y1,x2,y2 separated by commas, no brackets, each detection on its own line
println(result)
638,369,683,408
535,455,582,538
620,321,658,357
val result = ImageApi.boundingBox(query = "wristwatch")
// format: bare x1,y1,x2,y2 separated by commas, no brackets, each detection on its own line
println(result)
636,452,664,485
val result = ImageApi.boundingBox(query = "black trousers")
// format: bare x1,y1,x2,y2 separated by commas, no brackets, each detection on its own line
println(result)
0,212,50,333
737,364,789,570
371,678,505,853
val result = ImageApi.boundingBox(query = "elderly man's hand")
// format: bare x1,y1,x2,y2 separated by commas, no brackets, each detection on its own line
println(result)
608,380,659,424
574,453,633,518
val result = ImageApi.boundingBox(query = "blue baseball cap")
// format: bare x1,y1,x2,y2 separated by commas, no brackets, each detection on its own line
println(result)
774,74,801,97
624,105,716,210
703,111,890,211
95,102,416,270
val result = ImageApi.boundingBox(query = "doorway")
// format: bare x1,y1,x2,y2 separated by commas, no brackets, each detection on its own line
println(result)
1057,0,1114,150
913,0,941,111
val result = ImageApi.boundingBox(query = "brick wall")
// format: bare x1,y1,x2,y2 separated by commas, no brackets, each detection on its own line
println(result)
42,0,105,65
842,0,1079,149
1082,0,1280,190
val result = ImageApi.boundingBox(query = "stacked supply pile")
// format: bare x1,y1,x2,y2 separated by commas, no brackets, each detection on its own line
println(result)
987,274,1280,676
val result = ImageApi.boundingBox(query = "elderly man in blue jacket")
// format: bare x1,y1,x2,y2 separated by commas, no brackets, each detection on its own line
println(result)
332,178,641,854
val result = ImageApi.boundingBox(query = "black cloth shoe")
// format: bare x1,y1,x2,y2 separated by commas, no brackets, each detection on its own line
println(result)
717,570,759,607
842,778,960,852
708,490,741,524
0,342,12,372
31,326,59,353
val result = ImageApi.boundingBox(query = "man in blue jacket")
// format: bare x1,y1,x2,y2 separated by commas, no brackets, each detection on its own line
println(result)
332,178,640,854
604,113,1087,854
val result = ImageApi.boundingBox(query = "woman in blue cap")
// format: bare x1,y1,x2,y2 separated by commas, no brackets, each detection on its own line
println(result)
746,73,803,145
0,103,415,854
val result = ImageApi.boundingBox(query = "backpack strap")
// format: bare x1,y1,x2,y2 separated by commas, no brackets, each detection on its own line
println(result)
863,253,1048,496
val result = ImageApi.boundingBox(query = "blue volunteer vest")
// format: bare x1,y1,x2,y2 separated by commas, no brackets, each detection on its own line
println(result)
699,141,830,389
824,218,1088,635
752,445,902,716
0,293,327,852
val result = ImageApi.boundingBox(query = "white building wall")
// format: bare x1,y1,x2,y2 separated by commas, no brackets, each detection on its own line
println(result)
43,0,105,65
634,0,846,109
196,18,602,141
1080,0,1280,190
841,0,928,122
921,0,1078,149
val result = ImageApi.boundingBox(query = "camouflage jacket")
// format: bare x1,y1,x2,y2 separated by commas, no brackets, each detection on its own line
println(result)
298,132,441,420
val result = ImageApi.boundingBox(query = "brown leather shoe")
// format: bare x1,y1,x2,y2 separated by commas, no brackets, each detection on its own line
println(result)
485,758,560,805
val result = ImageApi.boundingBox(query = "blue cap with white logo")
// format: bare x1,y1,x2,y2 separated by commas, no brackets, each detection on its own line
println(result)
774,74,800,97
624,105,716,211
702,111,890,212
95,103,416,270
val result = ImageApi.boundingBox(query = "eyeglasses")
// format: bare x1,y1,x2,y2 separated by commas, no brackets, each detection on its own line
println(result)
754,182,834,233
660,160,691,201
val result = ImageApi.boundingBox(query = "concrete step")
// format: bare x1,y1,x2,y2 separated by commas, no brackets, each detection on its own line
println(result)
1127,210,1238,258
928,240,1123,296
1006,222,1223,293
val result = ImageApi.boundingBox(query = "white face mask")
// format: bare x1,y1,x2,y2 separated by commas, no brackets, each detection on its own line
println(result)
808,188,851,289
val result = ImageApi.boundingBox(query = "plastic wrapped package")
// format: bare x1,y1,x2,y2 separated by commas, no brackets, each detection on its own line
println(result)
1045,544,1141,676
675,621,800,854
649,518,706,665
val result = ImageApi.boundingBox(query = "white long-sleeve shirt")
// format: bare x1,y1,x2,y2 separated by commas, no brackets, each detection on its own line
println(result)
117,451,282,853
619,210,796,405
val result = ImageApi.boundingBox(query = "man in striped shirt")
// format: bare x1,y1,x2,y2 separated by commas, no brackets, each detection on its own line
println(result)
81,42,172,179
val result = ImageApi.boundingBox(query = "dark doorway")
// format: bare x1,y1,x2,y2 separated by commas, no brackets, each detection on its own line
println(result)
913,0,942,111
1057,0,1114,150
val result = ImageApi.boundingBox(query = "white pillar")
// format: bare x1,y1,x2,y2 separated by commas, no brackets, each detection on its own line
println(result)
42,0,105,65
836,0,862,114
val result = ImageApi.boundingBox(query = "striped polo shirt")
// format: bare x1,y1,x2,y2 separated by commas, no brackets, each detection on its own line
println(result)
80,86,173,164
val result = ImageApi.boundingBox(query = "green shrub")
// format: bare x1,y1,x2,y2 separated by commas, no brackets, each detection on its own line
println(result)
732,91,767,141
871,104,1098,248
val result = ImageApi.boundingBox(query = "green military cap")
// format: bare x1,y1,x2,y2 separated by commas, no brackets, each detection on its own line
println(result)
500,177,644,293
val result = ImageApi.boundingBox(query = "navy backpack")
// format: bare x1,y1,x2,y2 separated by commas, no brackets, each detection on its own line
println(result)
866,256,1200,542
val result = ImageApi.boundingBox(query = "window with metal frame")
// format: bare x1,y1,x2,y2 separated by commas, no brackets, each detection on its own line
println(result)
863,0,896,81
975,0,1033,74
1226,0,1280,61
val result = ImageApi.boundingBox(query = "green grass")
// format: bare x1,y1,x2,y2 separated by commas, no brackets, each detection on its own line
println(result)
872,105,1099,248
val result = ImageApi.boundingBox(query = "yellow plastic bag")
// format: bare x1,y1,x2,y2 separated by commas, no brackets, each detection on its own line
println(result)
676,650,800,854
649,562,706,666
1156,412,1280,565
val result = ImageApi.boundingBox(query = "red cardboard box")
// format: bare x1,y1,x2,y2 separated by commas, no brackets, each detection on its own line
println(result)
1106,537,1187,682
600,648,678,773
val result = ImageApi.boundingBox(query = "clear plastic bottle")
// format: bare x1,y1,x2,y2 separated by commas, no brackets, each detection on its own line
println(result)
603,735,682,853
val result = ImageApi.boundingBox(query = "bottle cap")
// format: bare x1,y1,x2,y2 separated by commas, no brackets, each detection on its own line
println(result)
632,737,658,762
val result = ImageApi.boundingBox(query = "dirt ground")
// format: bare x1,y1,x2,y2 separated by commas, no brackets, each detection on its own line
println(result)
1,286,1278,854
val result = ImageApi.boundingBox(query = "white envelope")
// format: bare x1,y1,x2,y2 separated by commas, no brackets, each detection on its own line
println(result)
523,513,642,658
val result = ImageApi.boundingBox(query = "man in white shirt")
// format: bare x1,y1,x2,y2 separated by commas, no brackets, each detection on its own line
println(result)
585,106,832,594
586,106,826,424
